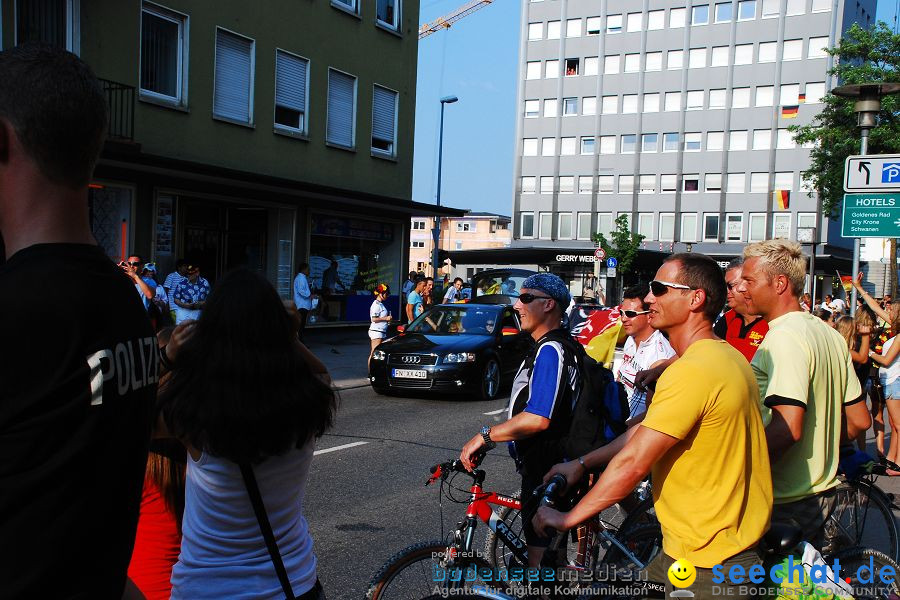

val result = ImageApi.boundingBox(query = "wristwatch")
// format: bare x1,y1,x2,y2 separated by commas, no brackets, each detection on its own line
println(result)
480,426,496,450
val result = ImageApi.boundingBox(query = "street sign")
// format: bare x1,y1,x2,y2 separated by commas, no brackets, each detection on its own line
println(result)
841,193,900,238
844,154,900,192
606,257,618,268
607,268,617,278
594,247,606,260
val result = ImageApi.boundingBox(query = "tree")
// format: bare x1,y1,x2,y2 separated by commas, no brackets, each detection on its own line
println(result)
792,22,900,297
591,214,645,299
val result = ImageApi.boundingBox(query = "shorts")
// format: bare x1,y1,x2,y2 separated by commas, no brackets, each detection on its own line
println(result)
884,379,900,399
520,471,552,548
368,330,386,340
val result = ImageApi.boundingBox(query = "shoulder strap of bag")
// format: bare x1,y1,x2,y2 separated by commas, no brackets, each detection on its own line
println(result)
239,462,296,600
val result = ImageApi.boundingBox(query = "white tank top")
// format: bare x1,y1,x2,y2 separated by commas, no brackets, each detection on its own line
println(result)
880,336,900,387
171,439,318,599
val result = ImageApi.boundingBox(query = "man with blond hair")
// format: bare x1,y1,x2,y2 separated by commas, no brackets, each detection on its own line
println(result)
737,239,870,547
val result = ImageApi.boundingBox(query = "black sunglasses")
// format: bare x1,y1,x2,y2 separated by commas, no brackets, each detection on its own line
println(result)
621,308,651,318
519,292,553,304
649,279,692,296
127,261,142,266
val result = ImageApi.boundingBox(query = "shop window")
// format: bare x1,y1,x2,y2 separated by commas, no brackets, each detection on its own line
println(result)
89,184,134,262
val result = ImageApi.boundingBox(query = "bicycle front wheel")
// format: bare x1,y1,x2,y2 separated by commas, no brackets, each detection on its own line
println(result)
600,523,664,572
825,479,900,561
366,540,497,600
827,547,900,599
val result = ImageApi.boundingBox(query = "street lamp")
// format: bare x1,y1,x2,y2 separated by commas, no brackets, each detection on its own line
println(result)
432,95,458,279
832,82,900,314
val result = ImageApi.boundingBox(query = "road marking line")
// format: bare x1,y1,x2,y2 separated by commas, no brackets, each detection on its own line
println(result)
314,441,369,455
483,408,507,416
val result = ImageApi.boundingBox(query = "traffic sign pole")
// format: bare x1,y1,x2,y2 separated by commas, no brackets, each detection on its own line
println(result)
851,135,868,314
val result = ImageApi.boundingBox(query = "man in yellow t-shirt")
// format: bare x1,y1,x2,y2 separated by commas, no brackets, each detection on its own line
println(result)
738,240,869,548
534,253,772,600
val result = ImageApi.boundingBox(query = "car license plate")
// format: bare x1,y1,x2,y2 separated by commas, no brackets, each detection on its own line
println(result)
392,369,427,379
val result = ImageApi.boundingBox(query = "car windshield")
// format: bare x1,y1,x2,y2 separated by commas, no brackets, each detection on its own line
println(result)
471,270,534,299
407,306,498,335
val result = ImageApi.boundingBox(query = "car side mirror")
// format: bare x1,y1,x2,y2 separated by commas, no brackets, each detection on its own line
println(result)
502,327,518,335
396,325,405,333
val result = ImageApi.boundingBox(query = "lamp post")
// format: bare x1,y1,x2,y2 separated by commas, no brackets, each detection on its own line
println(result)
432,95,458,279
832,82,900,314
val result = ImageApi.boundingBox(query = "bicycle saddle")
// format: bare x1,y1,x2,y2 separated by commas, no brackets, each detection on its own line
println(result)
763,522,803,554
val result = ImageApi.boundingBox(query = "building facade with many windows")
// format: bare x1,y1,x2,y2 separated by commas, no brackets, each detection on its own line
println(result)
511,0,875,287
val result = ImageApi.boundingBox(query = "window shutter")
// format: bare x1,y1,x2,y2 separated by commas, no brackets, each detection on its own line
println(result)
275,51,307,114
214,30,253,123
327,70,355,147
372,86,396,146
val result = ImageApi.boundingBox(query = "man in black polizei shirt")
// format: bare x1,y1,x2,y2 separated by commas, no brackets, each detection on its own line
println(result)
0,44,156,598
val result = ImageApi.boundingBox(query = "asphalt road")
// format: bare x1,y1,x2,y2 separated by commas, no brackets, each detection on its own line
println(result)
305,384,521,598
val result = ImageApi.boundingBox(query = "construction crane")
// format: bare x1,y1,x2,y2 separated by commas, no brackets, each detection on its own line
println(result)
418,0,493,39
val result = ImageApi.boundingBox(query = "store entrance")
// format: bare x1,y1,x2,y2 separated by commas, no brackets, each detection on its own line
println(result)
181,200,268,284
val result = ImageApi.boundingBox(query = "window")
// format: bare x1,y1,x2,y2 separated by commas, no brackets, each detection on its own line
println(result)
726,214,743,241
705,173,722,192
659,213,675,241
563,97,577,115
643,93,660,113
759,41,776,62
411,240,425,248
586,17,601,35
689,48,707,68
581,137,595,154
670,7,687,27
692,4,710,25
808,36,829,58
376,0,400,29
800,174,815,191
559,176,574,194
521,213,535,237
734,44,753,65
371,85,398,156
780,83,799,105
622,134,637,153
648,10,665,29
528,22,543,40
783,39,802,61
455,241,463,250
604,55,621,74
524,99,539,118
558,213,573,238
646,52,662,71
711,46,729,66
17,0,80,50
214,29,255,125
539,213,553,238
773,213,791,239
661,174,677,192
597,213,613,234
622,95,638,114
733,87,751,108
521,176,536,193
668,50,684,69
332,0,359,13
584,57,599,76
543,98,557,117
663,132,680,152
684,132,701,151
547,20,561,39
541,137,555,156
566,18,581,37
578,176,593,193
739,0,757,19
545,60,559,78
753,129,771,150
577,213,592,239
774,171,793,190
607,14,623,33
756,85,774,106
776,128,795,149
798,213,817,230
526,61,541,79
627,12,642,32
704,213,720,240
786,0,804,14
598,176,614,193
715,2,733,21
665,92,681,111
583,97,597,115
620,213,633,232
599,136,616,154
412,220,426,230
707,131,724,150
729,130,748,151
560,137,576,155
523,138,538,156
619,175,635,193
638,213,654,240
642,133,659,152
812,0,831,11
565,58,580,76
681,213,698,242
749,213,766,241
601,95,618,114
750,172,769,192
140,3,188,106
624,53,640,73
727,173,746,192
806,82,825,104
762,0,779,17
686,90,704,110
540,176,554,194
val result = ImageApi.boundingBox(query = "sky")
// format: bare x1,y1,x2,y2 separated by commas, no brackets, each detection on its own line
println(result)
412,1,900,219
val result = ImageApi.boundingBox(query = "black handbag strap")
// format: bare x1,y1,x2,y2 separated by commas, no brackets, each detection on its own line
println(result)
239,462,296,600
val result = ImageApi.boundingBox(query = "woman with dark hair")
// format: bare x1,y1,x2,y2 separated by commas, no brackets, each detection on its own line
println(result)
159,268,335,599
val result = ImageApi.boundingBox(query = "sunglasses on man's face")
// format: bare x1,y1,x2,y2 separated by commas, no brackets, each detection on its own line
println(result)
620,308,651,319
649,280,693,296
519,292,553,304
127,261,142,267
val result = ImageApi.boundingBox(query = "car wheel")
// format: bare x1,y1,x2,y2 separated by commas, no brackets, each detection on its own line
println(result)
479,357,501,401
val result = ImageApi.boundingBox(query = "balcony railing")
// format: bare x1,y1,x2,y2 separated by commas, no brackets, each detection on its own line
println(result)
99,79,135,142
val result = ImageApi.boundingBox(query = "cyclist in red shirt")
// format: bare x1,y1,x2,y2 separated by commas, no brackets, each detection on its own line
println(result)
714,257,769,362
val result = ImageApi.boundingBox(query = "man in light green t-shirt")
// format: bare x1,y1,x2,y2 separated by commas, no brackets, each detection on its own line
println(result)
737,240,869,547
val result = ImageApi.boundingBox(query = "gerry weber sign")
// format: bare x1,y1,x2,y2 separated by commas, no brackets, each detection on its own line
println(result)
555,254,597,263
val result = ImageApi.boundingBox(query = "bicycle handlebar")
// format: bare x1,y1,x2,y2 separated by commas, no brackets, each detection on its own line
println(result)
533,473,568,538
426,450,488,486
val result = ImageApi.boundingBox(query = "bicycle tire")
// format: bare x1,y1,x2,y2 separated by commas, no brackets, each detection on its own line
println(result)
826,546,900,599
599,523,663,572
366,540,497,600
615,494,658,534
825,479,900,562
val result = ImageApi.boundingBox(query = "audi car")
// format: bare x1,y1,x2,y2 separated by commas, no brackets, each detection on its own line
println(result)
369,304,533,400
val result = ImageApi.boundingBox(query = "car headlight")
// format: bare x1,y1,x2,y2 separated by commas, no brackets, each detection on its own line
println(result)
372,349,387,361
444,352,476,363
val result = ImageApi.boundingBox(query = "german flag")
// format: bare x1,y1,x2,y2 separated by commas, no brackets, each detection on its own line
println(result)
774,190,790,210
798,93,806,104
837,271,853,293
781,105,799,118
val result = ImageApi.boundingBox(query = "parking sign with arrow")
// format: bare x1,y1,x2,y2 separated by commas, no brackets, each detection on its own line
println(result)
845,154,900,192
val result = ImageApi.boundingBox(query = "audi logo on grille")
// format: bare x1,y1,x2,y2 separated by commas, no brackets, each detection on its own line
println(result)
401,355,421,364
